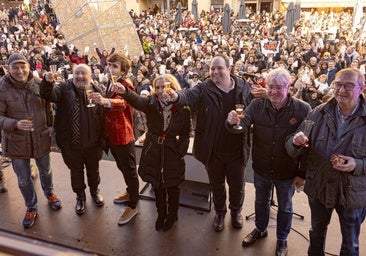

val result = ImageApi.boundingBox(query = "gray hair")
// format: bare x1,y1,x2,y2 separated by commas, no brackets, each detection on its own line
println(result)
265,68,291,87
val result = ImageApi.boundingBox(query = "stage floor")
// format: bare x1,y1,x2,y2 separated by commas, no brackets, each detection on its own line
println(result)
0,152,364,256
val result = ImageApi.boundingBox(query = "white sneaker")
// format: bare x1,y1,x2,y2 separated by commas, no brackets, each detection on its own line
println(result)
118,206,138,225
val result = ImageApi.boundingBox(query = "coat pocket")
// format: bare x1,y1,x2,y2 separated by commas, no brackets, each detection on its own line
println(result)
4,133,27,157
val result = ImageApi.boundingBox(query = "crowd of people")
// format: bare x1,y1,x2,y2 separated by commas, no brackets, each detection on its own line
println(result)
0,1,365,256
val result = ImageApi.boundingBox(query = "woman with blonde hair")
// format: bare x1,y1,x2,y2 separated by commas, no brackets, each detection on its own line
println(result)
113,73,192,231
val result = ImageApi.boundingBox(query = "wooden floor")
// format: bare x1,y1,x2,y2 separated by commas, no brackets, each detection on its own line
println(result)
0,152,364,256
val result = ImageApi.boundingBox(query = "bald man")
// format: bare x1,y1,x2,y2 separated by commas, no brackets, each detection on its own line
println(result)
41,64,107,215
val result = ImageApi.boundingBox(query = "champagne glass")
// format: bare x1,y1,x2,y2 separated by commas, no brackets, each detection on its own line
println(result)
85,85,95,107
233,104,245,130
50,64,58,83
162,81,172,104
111,75,118,84
28,116,34,131
164,81,171,92
110,75,118,92
302,119,314,147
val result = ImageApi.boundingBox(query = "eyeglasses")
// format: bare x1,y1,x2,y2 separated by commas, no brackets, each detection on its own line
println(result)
332,82,357,91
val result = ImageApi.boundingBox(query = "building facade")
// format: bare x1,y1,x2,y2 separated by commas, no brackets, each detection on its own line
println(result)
125,0,365,15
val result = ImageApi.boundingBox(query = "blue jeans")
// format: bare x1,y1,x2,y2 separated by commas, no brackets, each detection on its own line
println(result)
308,197,366,256
12,154,54,211
254,172,295,241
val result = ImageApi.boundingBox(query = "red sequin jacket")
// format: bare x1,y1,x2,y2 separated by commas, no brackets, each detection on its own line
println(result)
105,79,135,145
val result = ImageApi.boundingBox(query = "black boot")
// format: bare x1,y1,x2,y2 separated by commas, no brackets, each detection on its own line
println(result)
75,192,86,215
154,188,167,231
308,229,326,255
163,186,180,231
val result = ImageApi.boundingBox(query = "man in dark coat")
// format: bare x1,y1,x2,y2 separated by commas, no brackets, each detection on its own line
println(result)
227,68,311,256
41,64,106,215
167,54,266,232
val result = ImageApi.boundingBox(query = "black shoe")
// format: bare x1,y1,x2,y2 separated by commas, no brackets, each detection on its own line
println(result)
75,198,86,215
92,192,104,207
212,214,225,232
155,215,166,231
231,211,243,228
242,229,268,247
276,240,288,256
162,215,178,231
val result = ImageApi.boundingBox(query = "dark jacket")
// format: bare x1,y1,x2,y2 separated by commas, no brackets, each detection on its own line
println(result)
177,75,253,166
231,96,311,180
286,96,366,208
0,73,53,159
40,79,106,152
122,88,191,188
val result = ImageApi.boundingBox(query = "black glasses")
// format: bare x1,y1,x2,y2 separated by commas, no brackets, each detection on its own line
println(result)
332,82,357,91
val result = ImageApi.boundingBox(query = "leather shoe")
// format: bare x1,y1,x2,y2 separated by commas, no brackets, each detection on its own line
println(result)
92,192,104,207
242,228,268,247
75,198,86,215
162,215,178,231
276,240,288,256
231,211,243,228
155,215,166,231
212,214,225,232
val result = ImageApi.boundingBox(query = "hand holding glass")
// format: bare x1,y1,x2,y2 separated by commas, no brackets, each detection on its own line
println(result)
86,86,95,107
233,104,245,130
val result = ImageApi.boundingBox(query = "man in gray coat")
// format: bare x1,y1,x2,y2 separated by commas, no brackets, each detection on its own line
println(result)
0,53,61,228
286,68,366,255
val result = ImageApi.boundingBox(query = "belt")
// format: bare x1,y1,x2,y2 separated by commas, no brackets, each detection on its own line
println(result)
147,132,176,144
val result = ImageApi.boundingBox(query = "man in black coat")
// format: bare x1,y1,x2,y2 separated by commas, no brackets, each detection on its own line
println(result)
41,64,106,215
167,54,266,232
227,68,311,256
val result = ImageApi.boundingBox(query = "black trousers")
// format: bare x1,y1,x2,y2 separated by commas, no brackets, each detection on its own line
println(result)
206,152,245,215
109,141,139,208
61,146,103,197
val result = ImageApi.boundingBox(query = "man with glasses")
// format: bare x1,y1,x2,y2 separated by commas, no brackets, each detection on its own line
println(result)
227,68,311,256
286,68,366,256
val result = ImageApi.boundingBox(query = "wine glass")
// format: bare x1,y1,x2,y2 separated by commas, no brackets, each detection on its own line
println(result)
85,85,95,107
233,104,245,130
